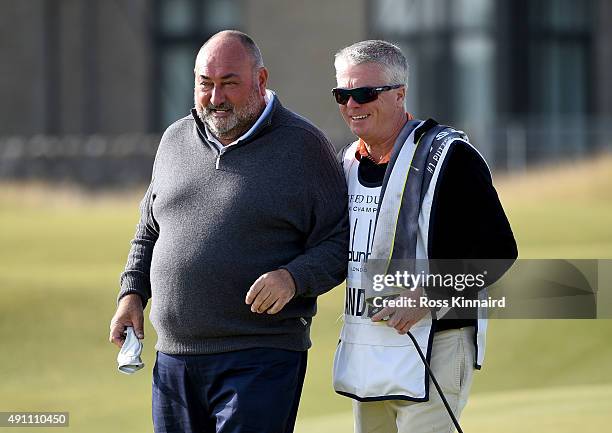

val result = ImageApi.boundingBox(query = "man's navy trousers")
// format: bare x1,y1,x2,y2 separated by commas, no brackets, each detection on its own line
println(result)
152,347,307,433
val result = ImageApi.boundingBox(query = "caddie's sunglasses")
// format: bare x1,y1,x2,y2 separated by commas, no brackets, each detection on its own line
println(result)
331,84,403,105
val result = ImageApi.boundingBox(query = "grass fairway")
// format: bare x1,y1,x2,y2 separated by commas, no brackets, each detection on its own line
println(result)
295,384,612,433
0,155,611,432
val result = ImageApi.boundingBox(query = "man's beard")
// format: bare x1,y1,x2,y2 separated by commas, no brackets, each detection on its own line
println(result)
196,86,264,142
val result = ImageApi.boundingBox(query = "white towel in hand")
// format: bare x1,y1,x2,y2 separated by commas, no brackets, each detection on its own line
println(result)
117,326,144,374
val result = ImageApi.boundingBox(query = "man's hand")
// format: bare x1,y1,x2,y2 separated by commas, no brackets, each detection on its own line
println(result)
371,289,429,334
245,269,296,315
109,294,144,348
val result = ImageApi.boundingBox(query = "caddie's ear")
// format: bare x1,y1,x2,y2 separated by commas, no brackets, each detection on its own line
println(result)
395,85,406,105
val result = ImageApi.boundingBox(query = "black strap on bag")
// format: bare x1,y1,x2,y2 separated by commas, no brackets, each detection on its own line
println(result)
361,120,468,432
419,119,467,206
411,119,467,433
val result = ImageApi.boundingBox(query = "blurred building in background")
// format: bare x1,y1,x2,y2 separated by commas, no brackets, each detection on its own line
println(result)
1,0,611,187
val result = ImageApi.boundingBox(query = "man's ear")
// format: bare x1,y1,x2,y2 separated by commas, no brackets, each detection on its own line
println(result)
257,67,269,96
396,86,406,106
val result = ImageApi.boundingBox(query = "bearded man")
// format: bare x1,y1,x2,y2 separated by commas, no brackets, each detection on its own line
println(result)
109,30,348,433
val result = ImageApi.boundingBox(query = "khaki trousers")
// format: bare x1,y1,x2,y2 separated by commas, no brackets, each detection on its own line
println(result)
353,327,476,433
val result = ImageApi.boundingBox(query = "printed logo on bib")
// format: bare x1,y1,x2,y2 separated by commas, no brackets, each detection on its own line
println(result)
348,193,378,272
349,217,375,271
344,286,366,317
349,193,379,213
345,162,382,319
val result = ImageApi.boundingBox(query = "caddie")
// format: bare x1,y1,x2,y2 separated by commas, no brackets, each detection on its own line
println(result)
331,39,518,433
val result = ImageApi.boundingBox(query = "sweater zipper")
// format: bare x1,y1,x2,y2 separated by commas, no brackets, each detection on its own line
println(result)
214,139,249,170
215,147,227,170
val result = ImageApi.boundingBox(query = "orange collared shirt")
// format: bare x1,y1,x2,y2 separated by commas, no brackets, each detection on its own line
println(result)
355,113,414,164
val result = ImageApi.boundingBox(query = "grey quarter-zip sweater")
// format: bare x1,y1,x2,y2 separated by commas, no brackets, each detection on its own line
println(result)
117,97,349,354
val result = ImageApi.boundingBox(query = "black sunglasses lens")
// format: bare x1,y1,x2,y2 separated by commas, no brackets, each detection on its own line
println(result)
352,88,378,104
333,89,350,105
333,88,379,105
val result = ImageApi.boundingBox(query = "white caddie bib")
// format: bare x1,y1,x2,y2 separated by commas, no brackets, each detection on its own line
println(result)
333,122,488,402
333,134,434,401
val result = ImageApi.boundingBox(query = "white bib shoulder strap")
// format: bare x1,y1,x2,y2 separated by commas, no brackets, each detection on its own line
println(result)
341,141,359,179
